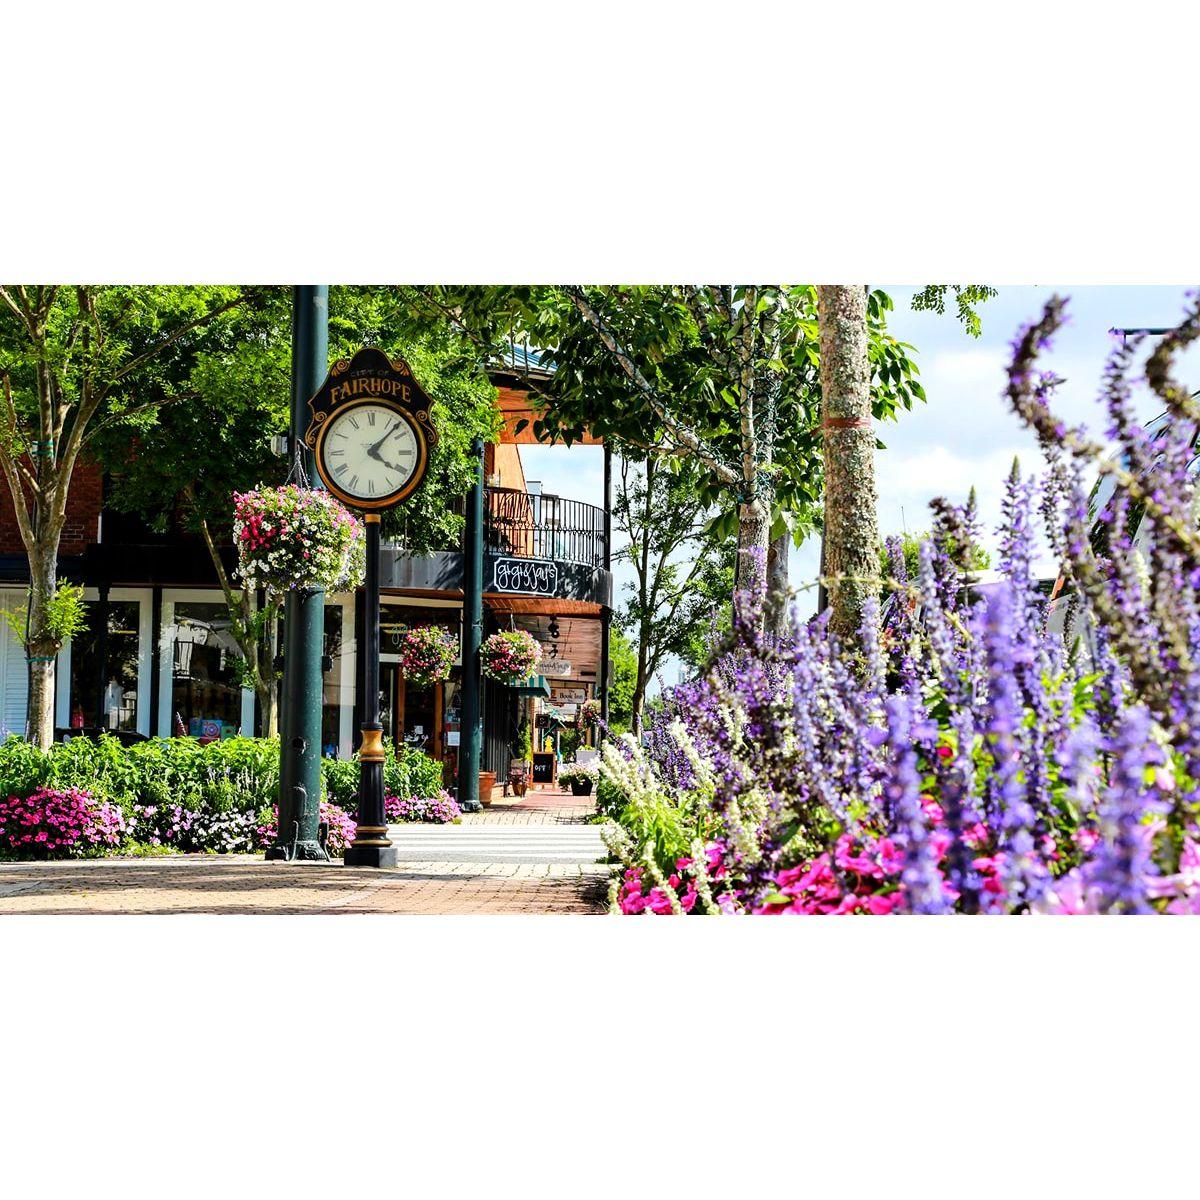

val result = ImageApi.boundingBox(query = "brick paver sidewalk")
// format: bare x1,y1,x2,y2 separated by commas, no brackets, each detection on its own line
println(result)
0,785,611,915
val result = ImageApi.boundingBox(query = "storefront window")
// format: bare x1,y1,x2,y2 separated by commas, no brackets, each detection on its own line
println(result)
68,601,140,732
169,603,245,738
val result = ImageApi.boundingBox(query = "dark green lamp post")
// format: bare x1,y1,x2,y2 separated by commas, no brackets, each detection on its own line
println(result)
267,285,329,862
457,436,485,812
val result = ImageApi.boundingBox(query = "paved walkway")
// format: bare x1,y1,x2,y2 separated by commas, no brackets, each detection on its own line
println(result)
0,786,611,915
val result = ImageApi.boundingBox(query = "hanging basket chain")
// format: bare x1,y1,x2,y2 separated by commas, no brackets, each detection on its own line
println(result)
285,444,310,489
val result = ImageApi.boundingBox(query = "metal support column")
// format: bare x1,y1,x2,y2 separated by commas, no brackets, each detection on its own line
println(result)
458,435,485,812
267,285,329,862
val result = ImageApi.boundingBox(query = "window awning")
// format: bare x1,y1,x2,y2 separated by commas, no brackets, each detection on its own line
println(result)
510,674,551,697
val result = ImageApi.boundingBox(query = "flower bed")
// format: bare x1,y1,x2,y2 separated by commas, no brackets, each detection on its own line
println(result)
385,790,462,824
234,485,365,593
398,625,458,688
601,297,1200,916
258,800,357,857
480,630,542,685
0,734,445,859
0,787,126,859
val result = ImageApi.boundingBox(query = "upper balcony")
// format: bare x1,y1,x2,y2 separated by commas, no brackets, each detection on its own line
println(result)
484,487,607,570
381,484,612,607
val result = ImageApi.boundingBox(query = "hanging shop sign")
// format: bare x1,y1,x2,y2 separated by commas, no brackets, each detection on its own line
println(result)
540,658,573,678
491,557,559,596
307,347,438,511
550,685,588,705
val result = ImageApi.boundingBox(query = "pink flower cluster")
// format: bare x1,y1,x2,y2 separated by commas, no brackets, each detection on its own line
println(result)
618,845,728,914
0,787,126,858
480,630,542,684
233,485,364,594
756,797,997,915
398,625,458,688
384,790,462,824
257,799,357,857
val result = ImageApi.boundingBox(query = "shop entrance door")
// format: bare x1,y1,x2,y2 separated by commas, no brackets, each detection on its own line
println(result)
379,655,444,760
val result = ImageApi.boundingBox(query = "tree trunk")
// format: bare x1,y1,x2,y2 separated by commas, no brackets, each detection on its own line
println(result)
259,680,279,739
766,527,791,636
817,285,879,641
735,498,770,606
25,547,60,749
631,625,650,738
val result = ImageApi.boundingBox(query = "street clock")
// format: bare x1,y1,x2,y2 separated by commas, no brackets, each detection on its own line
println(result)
306,347,438,511
303,346,441,868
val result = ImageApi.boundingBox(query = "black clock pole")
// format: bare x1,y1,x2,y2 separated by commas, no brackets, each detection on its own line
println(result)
268,285,329,863
344,513,398,867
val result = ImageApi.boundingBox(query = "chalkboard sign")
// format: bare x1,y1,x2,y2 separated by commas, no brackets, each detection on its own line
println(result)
532,752,555,784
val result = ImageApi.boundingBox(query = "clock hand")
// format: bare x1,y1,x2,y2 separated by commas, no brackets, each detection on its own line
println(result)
366,420,399,460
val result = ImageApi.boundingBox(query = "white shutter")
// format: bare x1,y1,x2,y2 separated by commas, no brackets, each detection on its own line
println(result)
0,590,29,739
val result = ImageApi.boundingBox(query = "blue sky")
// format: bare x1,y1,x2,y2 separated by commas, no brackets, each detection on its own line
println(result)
517,286,1200,684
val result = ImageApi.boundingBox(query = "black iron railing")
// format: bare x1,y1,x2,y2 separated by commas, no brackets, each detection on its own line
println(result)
485,486,607,569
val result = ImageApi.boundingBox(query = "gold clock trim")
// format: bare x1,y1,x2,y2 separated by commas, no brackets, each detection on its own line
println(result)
313,397,430,512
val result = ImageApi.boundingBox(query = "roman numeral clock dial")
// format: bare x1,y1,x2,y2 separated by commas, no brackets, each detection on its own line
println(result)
315,401,424,510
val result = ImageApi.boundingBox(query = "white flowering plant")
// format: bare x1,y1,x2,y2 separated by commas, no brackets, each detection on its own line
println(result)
234,485,365,593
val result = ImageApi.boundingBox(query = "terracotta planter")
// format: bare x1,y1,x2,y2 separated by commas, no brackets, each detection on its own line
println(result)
510,777,528,797
479,771,497,806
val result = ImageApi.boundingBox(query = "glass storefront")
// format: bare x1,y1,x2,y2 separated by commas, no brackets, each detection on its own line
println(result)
169,602,246,738
67,601,141,732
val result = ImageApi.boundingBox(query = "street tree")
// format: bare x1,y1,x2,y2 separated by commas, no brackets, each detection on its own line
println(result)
817,285,879,639
612,454,733,734
605,627,638,735
408,286,922,628
97,286,499,735
0,285,249,748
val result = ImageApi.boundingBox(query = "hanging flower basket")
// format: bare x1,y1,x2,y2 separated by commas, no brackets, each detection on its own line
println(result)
579,697,601,726
399,625,458,689
234,486,365,594
480,629,542,685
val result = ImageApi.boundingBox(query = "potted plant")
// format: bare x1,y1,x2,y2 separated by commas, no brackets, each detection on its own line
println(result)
478,770,497,806
480,629,542,685
579,697,601,726
558,760,598,797
398,625,457,688
234,485,365,593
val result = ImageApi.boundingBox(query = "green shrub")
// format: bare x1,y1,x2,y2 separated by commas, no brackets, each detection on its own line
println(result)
0,735,52,801
123,736,280,815
0,733,445,851
323,739,445,811
386,740,443,800
322,756,360,809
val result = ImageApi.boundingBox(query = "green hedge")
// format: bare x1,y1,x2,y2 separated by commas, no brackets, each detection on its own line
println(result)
321,740,445,809
0,733,444,817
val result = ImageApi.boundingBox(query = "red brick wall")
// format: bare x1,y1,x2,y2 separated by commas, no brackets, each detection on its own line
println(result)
0,459,103,555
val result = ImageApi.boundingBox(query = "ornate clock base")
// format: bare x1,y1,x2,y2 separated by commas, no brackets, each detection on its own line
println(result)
344,842,399,869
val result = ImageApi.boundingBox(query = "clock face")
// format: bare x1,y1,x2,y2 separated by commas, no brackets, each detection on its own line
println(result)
317,402,424,507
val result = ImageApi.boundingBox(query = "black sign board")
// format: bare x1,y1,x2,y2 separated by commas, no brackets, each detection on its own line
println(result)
532,751,555,783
